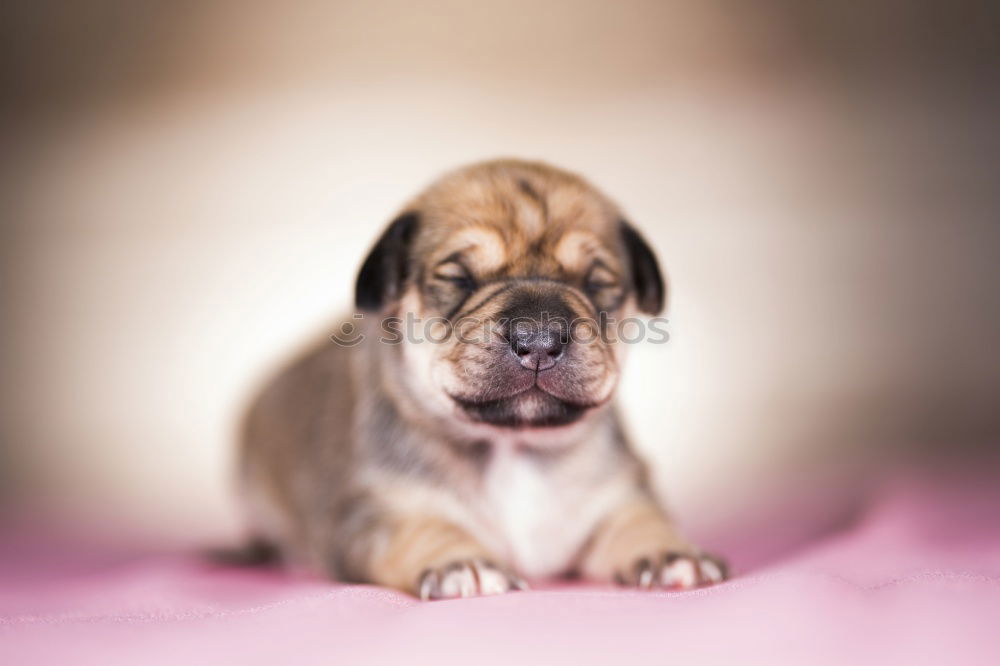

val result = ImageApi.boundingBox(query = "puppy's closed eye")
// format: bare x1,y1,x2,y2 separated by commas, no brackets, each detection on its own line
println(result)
433,260,476,292
428,259,477,315
584,262,624,311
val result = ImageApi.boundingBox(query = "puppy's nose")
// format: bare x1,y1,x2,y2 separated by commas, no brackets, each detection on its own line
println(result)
510,326,566,371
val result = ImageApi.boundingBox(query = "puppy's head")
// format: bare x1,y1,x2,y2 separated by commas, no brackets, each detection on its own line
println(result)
355,160,664,431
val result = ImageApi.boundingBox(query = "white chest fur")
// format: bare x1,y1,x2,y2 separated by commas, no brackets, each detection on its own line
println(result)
477,442,623,580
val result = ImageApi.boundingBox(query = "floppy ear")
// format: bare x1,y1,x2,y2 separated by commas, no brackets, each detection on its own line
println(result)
355,212,420,311
620,220,665,315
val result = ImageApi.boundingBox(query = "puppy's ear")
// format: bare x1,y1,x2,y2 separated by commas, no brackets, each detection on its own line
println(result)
620,220,665,315
355,212,420,311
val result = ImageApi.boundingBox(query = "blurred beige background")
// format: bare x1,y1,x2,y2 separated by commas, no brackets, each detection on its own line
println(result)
2,0,998,546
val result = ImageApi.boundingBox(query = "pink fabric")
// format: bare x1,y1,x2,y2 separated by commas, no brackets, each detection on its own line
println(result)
2,473,998,666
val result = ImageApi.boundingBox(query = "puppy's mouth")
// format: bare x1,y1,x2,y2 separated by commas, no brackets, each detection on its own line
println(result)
449,385,602,429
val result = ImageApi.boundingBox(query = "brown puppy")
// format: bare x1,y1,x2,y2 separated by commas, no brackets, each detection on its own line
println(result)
239,159,727,598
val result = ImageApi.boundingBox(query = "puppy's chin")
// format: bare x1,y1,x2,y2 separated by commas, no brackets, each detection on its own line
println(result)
451,387,590,429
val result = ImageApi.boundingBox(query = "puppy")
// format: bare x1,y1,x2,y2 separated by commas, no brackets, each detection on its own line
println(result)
239,159,727,598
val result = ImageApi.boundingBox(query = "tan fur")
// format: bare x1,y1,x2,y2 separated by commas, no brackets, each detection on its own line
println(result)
369,516,495,593
578,499,692,582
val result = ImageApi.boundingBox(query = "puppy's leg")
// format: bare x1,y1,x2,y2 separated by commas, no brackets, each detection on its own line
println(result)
579,498,727,589
346,514,526,599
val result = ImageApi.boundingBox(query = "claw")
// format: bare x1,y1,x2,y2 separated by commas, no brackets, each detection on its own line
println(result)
696,554,727,584
635,557,655,589
418,569,439,601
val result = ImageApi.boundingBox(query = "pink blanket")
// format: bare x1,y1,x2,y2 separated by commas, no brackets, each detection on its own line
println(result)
2,473,998,665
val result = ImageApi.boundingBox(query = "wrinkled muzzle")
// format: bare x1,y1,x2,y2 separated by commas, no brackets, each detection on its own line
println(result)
440,281,619,428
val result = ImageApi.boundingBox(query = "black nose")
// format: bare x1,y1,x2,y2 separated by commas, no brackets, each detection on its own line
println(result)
509,324,567,371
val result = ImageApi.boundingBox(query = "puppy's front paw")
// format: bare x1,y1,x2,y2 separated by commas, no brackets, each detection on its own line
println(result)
418,558,528,600
615,551,728,590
